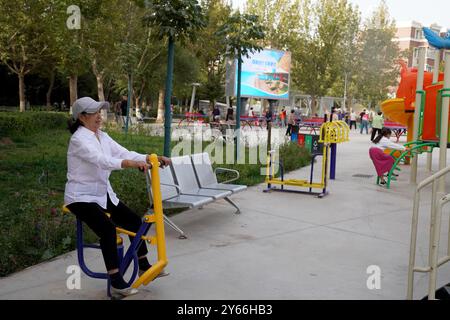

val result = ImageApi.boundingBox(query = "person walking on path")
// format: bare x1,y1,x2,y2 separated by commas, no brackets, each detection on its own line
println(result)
369,127,406,185
349,110,357,130
371,111,384,141
212,105,221,122
120,96,128,128
226,105,234,121
279,108,286,127
360,109,369,134
285,109,295,136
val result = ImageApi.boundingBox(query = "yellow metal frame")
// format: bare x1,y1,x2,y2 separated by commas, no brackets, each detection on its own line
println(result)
265,144,328,190
265,121,350,191
62,154,168,289
319,120,350,144
132,154,168,288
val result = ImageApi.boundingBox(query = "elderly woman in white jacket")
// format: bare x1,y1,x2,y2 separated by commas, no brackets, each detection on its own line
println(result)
64,97,170,297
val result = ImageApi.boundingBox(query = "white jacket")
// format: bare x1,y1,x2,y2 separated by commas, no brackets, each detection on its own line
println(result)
64,126,147,209
372,136,406,151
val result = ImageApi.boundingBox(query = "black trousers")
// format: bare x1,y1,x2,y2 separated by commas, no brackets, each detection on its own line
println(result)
67,195,148,271
285,124,292,136
349,120,357,130
371,128,382,141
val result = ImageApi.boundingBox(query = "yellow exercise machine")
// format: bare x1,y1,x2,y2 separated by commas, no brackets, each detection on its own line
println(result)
63,154,168,298
264,120,350,198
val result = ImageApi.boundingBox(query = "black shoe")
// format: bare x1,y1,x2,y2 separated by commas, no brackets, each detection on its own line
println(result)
380,180,386,185
392,173,399,177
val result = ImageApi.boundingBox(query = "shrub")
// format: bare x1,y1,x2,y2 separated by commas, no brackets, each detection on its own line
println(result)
0,112,68,137
279,142,312,172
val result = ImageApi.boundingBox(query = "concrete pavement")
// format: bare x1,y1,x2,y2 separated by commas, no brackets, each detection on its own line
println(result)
1,130,450,300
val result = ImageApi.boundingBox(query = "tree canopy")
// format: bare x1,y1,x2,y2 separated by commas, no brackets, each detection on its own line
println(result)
0,0,403,113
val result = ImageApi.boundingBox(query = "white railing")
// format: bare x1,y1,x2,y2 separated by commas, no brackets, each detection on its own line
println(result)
408,165,450,299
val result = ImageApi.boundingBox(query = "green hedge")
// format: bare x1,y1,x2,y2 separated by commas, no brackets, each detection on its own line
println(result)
0,111,68,137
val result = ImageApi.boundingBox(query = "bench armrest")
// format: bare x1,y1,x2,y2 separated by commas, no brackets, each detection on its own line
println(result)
159,182,182,196
214,167,240,184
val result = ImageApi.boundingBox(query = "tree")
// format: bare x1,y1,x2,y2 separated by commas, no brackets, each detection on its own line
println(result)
354,1,400,109
144,0,207,157
246,0,302,50
192,0,232,109
55,0,98,107
0,0,59,111
289,0,360,114
84,0,127,104
216,11,265,158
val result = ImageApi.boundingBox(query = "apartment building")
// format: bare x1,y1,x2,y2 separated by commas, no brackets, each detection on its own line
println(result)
394,21,447,72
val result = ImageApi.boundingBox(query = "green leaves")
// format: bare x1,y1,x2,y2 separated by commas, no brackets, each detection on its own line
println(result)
355,1,400,107
216,11,266,62
144,0,207,41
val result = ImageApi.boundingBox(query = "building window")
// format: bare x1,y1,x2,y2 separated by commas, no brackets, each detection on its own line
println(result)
415,29,423,39
412,48,419,67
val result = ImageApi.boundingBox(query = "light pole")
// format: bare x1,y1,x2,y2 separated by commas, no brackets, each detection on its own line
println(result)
189,83,200,113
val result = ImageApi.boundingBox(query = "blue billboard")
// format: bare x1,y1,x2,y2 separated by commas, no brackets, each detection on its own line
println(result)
235,49,291,100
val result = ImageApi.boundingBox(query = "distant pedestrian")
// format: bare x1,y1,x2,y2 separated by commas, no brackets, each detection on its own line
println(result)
285,110,295,136
114,101,122,124
371,112,384,141
279,108,286,127
226,105,234,121
120,96,128,127
349,110,357,130
360,109,369,134
212,105,220,122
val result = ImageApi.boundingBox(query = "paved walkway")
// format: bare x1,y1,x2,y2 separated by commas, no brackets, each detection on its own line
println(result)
1,131,450,300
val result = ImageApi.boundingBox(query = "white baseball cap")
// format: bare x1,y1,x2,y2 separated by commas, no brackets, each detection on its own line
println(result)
72,97,110,120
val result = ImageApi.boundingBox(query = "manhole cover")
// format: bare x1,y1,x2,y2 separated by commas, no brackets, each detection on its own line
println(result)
352,174,374,179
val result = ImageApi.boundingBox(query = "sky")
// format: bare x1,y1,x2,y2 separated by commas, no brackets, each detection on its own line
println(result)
231,0,449,30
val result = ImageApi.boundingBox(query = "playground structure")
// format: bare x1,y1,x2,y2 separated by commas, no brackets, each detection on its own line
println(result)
264,120,349,198
379,41,447,189
406,28,450,299
63,155,168,299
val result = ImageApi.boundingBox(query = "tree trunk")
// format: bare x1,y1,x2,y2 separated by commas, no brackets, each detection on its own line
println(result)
46,69,55,108
96,74,105,101
156,88,164,123
69,74,78,108
311,96,318,116
92,59,108,122
18,73,26,112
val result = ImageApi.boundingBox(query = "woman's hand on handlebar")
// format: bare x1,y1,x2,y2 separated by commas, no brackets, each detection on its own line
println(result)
122,160,149,171
157,156,171,168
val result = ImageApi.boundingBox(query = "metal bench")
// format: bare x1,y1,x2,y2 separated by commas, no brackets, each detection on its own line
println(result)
148,154,247,239
190,152,247,195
